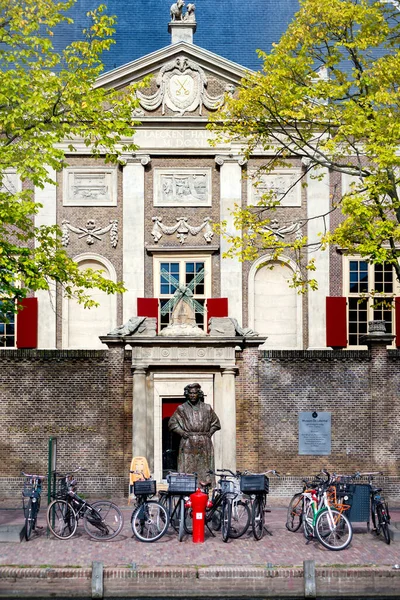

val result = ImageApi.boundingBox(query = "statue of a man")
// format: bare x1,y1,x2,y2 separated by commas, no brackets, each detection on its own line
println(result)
168,383,221,483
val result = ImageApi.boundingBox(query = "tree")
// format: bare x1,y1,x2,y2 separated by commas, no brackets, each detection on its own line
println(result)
209,0,400,292
0,0,141,319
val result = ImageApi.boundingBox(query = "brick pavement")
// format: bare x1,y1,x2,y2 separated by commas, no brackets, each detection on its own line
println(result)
1,498,399,569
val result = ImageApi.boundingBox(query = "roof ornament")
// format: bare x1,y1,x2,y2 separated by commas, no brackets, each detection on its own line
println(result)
170,1,196,22
170,0,185,21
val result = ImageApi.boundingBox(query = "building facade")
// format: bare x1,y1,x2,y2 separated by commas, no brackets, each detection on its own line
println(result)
1,3,400,496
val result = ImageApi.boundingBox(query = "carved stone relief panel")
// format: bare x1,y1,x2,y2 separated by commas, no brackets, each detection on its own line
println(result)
63,168,117,206
248,169,302,207
154,168,212,207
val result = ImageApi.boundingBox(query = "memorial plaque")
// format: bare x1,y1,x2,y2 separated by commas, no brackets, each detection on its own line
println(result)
299,411,331,455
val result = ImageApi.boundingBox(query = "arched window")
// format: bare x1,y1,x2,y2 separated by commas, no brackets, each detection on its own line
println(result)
63,254,117,349
248,256,302,349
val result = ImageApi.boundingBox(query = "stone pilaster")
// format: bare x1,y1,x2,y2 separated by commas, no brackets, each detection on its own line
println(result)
306,164,330,349
34,169,57,348
132,366,148,459
122,156,150,321
216,155,245,324
220,367,237,472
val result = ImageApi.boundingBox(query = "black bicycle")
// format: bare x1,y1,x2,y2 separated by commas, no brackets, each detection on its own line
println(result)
183,469,251,542
130,475,170,542
241,469,279,540
159,472,198,542
22,471,46,541
366,472,391,544
47,468,124,540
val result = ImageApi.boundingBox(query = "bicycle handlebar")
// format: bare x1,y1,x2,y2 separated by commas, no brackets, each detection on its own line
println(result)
21,471,47,479
53,466,87,477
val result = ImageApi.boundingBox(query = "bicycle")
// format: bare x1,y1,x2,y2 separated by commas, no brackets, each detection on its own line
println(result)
21,471,46,541
286,475,325,533
159,472,197,542
241,469,279,540
130,474,170,542
184,469,251,541
47,468,124,540
364,471,391,544
301,471,353,551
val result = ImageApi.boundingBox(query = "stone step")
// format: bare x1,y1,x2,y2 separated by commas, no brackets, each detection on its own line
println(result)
0,524,25,543
389,521,400,542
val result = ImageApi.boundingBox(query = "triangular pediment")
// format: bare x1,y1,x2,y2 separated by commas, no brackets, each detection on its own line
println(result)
95,42,250,119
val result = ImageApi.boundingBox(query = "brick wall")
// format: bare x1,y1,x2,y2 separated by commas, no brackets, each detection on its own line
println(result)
1,344,400,498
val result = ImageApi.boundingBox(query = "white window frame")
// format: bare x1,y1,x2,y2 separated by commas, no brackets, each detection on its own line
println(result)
344,256,400,348
153,253,212,332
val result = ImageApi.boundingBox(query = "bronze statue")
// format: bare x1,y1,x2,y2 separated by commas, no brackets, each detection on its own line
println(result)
168,383,221,483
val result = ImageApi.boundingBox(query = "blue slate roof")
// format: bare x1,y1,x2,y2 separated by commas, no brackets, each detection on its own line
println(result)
53,0,300,73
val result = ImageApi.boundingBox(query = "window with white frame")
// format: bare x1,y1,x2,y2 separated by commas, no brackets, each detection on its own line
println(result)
153,254,212,331
345,258,399,347
0,308,15,347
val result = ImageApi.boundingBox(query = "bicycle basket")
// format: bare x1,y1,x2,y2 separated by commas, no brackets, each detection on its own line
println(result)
167,474,197,494
56,478,69,498
219,478,240,495
22,480,34,497
133,479,156,496
240,474,269,494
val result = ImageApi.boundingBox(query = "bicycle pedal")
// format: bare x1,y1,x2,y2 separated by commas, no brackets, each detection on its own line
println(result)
35,525,44,530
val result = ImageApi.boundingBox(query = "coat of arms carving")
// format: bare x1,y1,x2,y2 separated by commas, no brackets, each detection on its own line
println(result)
136,56,234,116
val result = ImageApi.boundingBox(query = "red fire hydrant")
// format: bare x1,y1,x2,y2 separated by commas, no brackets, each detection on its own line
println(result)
185,488,210,543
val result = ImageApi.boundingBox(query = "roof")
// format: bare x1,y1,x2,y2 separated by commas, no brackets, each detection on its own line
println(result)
53,0,300,73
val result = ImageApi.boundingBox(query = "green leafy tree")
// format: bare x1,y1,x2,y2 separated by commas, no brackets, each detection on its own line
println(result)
0,0,141,319
210,0,400,292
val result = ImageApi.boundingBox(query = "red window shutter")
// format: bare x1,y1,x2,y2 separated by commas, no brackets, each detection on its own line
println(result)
207,298,228,332
137,298,159,329
326,297,347,349
395,297,400,348
16,298,38,349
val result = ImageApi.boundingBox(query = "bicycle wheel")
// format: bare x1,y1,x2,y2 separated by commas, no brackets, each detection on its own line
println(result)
229,499,251,538
303,502,314,540
221,501,232,543
286,493,303,532
25,499,33,541
210,506,222,531
131,501,169,542
315,508,353,551
184,506,193,534
178,498,185,542
252,496,265,540
83,501,123,540
377,504,390,545
47,500,77,540
371,501,380,535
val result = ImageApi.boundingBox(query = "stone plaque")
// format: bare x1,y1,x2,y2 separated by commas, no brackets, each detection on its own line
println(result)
154,168,211,207
248,169,302,207
299,411,331,455
63,168,117,206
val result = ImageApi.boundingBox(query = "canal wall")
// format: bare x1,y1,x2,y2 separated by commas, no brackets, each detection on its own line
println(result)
1,564,400,598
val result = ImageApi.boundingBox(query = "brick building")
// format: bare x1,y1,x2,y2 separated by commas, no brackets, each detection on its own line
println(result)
1,1,400,497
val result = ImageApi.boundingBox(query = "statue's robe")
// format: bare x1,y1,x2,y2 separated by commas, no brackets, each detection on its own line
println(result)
168,401,221,484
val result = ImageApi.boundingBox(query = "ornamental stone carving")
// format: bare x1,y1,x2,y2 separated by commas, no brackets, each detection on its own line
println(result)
136,56,234,116
154,168,211,206
151,216,213,244
63,168,117,206
260,219,303,241
62,219,118,248
248,169,302,207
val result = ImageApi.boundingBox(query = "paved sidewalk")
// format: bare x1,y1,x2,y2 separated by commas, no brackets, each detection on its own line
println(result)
1,498,399,569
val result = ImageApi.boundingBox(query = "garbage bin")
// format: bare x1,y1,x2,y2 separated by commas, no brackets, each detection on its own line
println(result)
346,484,371,524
